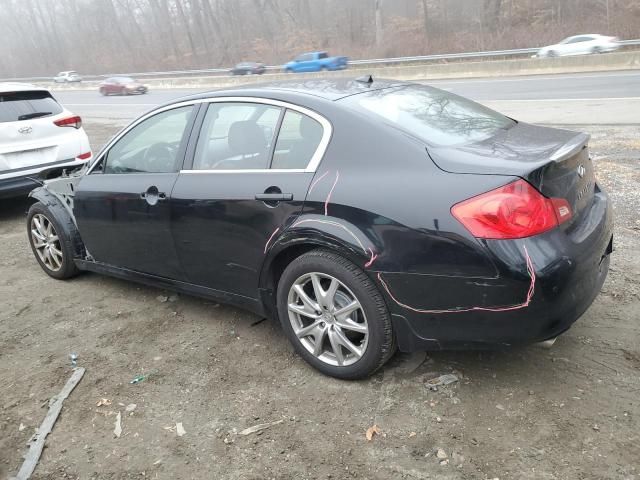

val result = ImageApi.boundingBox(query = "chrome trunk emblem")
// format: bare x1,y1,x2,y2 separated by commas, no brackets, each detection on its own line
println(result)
18,126,33,134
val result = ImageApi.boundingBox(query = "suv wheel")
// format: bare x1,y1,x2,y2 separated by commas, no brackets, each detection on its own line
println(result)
277,249,395,379
27,203,79,280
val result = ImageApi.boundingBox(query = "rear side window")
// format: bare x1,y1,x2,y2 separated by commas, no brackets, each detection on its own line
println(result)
0,91,63,123
193,102,282,170
318,52,328,59
341,85,514,147
272,110,323,169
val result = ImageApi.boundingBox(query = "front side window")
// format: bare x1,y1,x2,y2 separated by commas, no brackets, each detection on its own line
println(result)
103,105,193,174
341,85,514,147
193,102,282,170
272,110,323,169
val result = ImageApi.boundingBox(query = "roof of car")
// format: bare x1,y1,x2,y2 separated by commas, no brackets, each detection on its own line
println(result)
0,82,50,94
182,78,410,102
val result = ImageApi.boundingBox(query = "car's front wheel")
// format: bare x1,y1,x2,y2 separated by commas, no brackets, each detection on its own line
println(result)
27,203,79,280
277,249,395,379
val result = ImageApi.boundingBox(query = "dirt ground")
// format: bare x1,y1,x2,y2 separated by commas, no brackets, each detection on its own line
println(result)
1,121,639,480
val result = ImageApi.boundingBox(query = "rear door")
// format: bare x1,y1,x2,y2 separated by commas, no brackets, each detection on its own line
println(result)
74,104,198,279
171,99,330,298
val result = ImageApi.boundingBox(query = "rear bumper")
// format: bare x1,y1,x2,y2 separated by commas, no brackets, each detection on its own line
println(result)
0,175,42,198
0,158,88,198
378,189,614,351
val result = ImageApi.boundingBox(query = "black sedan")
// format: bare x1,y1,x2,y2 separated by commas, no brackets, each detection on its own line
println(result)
230,62,266,75
26,78,613,379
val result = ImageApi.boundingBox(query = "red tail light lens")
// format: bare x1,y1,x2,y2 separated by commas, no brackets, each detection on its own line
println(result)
451,179,572,239
54,115,82,129
76,151,92,160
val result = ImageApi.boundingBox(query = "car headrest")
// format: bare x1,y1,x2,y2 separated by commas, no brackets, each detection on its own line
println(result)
299,115,322,143
228,121,266,156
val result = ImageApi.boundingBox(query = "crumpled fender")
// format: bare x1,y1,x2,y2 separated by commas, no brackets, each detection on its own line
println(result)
29,187,86,259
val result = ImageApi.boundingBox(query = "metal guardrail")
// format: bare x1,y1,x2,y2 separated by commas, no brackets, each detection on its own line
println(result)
3,39,640,83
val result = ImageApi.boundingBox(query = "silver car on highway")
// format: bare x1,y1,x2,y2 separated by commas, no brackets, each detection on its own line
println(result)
536,34,620,58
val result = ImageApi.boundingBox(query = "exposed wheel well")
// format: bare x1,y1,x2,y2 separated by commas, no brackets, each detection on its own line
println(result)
267,244,319,295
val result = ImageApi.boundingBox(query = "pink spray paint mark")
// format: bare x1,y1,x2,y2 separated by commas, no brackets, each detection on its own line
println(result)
365,248,378,268
263,227,280,254
267,169,380,270
378,245,535,314
308,170,330,194
324,170,340,217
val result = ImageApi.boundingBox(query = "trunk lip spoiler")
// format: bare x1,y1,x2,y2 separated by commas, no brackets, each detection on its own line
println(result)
549,132,590,162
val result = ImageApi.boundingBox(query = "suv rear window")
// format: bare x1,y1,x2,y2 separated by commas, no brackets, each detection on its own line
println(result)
0,90,63,123
340,85,514,146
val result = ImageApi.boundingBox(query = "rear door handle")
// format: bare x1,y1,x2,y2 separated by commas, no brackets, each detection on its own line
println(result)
255,193,293,201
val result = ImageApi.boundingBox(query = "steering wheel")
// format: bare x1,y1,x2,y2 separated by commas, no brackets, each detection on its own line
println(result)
142,142,175,172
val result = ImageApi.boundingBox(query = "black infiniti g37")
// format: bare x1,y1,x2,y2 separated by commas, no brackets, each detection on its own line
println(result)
27,78,613,379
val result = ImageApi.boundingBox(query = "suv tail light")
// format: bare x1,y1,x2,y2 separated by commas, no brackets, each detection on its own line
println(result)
451,179,572,239
54,115,82,129
76,151,92,160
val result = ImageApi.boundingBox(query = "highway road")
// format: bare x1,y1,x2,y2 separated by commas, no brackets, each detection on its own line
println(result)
53,69,640,124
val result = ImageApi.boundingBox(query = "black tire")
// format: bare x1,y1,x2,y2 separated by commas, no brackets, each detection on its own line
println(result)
548,50,557,58
277,249,395,379
27,202,80,280
592,47,602,54
99,87,107,96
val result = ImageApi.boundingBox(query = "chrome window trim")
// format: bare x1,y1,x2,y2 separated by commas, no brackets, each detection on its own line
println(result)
88,97,332,176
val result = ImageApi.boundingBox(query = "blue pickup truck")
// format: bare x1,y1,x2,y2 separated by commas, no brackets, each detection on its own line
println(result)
284,52,349,73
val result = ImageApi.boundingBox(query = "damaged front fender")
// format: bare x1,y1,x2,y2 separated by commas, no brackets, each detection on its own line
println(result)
29,177,86,260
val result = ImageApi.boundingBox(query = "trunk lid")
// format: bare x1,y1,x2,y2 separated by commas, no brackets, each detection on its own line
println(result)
429,122,595,227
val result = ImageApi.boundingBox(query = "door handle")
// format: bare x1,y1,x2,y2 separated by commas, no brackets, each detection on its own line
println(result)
141,186,167,205
255,193,293,202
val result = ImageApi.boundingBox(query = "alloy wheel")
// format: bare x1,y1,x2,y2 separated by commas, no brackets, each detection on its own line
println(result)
287,272,369,367
30,213,63,272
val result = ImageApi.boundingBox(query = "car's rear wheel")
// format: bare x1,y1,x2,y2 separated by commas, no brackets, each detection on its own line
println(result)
277,249,395,379
548,50,558,57
592,46,603,54
27,203,79,280
99,87,107,96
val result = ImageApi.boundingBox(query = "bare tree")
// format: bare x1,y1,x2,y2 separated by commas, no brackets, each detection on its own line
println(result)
1,0,639,78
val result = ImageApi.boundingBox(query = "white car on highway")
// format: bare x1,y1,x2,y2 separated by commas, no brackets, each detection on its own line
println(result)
0,83,92,198
536,34,620,58
53,71,82,83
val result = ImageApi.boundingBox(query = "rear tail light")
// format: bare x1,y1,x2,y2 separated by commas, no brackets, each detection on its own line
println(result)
76,151,92,160
54,115,82,129
451,179,572,239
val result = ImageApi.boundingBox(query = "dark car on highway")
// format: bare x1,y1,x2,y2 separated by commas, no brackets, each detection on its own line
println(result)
99,77,148,95
230,62,266,75
26,78,613,379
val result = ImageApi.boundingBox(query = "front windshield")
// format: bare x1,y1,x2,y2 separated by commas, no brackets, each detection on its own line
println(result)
341,85,515,147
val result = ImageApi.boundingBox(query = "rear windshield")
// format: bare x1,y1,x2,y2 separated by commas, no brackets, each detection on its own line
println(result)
340,85,515,146
0,90,63,123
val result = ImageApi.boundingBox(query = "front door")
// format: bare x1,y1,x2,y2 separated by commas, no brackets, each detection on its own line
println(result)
171,101,328,299
74,104,197,279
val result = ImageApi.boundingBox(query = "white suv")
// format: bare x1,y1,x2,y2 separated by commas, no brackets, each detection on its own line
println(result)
53,71,82,83
0,83,92,198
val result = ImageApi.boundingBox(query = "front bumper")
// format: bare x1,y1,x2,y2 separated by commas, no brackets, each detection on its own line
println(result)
378,189,613,351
